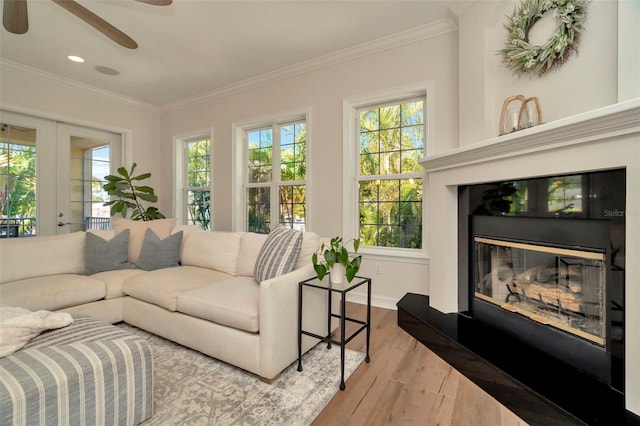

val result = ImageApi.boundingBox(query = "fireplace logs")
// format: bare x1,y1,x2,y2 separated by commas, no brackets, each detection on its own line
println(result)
509,264,584,313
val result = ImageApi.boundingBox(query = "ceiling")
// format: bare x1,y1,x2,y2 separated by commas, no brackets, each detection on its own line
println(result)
0,0,466,107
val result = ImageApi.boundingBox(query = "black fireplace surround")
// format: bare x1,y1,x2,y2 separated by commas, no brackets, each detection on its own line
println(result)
398,169,640,425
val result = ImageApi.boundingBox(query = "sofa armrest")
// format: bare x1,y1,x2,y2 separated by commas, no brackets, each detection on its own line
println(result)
258,264,327,379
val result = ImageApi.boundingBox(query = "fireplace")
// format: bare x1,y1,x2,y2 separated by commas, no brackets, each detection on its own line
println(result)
398,100,640,424
473,230,608,346
462,168,625,390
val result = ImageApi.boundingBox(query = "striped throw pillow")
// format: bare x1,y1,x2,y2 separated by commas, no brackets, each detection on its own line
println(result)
254,226,303,282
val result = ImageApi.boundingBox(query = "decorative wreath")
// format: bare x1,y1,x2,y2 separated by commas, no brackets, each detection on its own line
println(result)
500,0,589,76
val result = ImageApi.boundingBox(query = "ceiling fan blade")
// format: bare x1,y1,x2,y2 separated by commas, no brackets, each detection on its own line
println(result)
135,0,172,6
3,0,28,34
51,0,138,49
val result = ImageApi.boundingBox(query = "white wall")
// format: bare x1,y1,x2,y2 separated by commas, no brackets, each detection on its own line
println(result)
0,61,163,203
458,0,621,145
159,30,459,308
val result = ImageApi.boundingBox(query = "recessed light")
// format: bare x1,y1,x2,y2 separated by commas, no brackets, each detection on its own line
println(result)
68,55,85,63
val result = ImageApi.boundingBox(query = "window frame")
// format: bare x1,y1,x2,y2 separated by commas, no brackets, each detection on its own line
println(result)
343,82,432,260
174,130,213,229
232,108,310,233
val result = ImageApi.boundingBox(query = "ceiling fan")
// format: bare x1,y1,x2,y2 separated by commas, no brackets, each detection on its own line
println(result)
2,0,171,49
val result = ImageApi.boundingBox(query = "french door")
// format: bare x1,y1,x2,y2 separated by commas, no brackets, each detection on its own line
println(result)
56,124,122,234
0,111,124,236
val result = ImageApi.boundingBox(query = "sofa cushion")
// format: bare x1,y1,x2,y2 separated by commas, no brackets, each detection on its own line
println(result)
236,232,268,276
86,229,115,239
0,274,106,311
91,269,145,299
84,229,136,274
293,231,322,271
177,277,260,333
180,231,242,276
111,217,177,264
0,232,86,284
136,229,183,271
122,265,233,311
254,226,303,283
172,225,197,263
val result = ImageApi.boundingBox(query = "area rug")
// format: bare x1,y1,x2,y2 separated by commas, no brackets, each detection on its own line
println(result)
119,325,365,426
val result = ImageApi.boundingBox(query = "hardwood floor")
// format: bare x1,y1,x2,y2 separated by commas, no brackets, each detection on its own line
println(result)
312,303,528,426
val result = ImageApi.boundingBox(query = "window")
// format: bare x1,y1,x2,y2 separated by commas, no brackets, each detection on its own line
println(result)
80,144,111,231
245,120,306,233
183,137,211,230
344,84,430,257
357,98,424,249
0,126,36,237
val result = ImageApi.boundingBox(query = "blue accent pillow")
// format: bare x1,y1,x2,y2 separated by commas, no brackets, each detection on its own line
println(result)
136,228,183,271
85,229,136,275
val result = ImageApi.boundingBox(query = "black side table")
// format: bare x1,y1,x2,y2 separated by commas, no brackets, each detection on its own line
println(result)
297,275,371,390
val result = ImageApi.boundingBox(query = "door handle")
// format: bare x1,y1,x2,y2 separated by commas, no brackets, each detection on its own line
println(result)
57,221,71,227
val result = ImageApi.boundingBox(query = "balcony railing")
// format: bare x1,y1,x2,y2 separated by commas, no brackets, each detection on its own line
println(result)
0,216,111,237
85,216,111,231
0,218,36,238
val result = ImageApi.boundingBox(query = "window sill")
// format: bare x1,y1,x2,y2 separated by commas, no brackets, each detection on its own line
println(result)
358,247,429,264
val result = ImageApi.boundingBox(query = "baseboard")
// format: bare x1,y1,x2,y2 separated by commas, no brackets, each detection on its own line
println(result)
345,292,398,310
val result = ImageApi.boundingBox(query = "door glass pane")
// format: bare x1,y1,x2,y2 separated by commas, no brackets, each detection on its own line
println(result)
0,123,37,237
69,137,111,232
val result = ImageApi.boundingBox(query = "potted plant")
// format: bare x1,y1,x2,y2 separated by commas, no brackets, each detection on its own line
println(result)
312,236,362,284
103,163,166,221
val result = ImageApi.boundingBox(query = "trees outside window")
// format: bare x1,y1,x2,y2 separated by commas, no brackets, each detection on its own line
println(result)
184,138,211,230
246,120,306,233
0,139,36,236
357,98,424,249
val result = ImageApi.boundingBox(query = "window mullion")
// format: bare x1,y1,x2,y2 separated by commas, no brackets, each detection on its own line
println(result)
272,124,281,228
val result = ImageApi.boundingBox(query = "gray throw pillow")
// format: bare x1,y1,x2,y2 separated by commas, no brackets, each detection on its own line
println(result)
136,228,183,271
254,225,303,283
85,229,136,275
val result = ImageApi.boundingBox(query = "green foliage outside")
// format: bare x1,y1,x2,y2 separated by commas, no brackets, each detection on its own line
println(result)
0,143,37,235
246,124,306,233
186,139,211,230
358,101,424,249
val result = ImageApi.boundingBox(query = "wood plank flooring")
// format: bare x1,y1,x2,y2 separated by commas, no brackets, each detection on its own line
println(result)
312,303,529,426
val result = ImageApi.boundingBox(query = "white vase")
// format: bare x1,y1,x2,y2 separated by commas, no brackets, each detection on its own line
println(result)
330,263,345,285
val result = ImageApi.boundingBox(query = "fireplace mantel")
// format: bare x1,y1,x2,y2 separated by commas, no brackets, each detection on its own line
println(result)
423,98,640,172
420,98,640,417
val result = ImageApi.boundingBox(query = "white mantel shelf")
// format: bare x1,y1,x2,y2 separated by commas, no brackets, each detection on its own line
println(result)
421,98,640,172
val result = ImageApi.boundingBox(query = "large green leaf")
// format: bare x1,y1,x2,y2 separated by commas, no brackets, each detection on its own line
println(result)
102,162,164,221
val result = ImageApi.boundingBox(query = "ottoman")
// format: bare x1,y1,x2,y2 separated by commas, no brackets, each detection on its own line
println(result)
0,316,153,425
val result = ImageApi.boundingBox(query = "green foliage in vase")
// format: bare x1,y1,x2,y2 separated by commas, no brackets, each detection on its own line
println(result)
103,163,165,221
312,236,362,283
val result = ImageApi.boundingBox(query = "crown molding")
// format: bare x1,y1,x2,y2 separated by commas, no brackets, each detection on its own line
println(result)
160,18,458,112
0,59,160,112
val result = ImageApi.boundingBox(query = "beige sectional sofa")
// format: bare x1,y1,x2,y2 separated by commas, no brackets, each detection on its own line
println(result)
0,219,327,381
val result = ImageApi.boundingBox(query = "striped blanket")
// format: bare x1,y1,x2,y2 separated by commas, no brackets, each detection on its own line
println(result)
0,316,153,425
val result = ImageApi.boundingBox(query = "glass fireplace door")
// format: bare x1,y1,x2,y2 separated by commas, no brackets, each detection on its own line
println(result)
474,236,606,346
